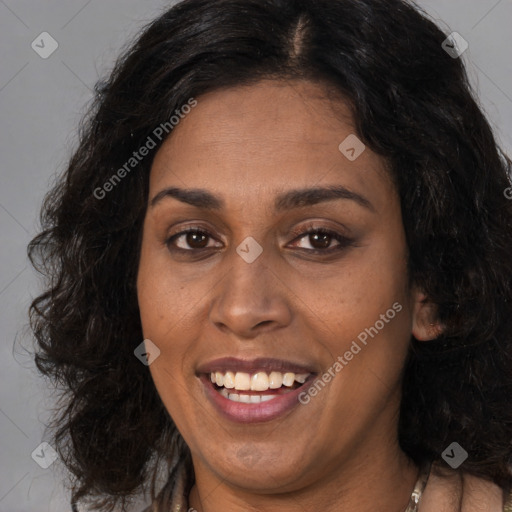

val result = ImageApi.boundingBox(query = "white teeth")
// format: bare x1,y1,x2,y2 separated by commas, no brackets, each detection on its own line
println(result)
282,372,295,387
223,391,278,403
223,371,235,389
268,371,283,389
234,372,251,390
217,383,285,403
251,372,269,391
209,370,312,392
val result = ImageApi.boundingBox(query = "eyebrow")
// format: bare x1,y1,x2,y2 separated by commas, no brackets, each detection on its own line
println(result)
150,185,375,213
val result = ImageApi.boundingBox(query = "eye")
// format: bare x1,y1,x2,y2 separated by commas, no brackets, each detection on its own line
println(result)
165,225,354,255
289,226,354,253
166,228,221,251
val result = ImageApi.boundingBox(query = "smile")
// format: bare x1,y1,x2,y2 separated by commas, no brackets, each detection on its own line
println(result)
197,358,318,423
210,371,310,403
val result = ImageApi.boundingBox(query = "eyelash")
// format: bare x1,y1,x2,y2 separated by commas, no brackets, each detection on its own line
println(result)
165,223,355,256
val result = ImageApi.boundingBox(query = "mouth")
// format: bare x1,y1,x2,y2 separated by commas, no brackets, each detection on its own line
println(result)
197,358,318,423
209,370,310,403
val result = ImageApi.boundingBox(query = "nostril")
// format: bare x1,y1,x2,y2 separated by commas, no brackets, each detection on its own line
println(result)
255,320,273,329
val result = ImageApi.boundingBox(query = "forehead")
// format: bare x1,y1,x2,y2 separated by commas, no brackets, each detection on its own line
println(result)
149,80,393,209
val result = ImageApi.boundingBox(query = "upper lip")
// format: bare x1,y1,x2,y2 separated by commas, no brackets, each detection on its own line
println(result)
196,357,318,375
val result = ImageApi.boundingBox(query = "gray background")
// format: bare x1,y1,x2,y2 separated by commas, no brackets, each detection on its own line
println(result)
1,1,511,510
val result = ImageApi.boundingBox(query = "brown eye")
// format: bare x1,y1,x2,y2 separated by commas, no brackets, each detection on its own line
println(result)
184,231,209,249
292,229,350,252
167,229,220,251
308,232,333,250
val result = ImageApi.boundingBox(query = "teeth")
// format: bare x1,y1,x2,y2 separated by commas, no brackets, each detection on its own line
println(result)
282,372,295,387
269,371,283,389
234,372,251,390
251,372,269,391
224,371,235,389
210,370,311,392
219,387,279,403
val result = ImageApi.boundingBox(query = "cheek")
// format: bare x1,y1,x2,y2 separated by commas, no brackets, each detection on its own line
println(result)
137,253,199,429
137,246,185,390
136,236,212,383
305,231,411,396
137,234,194,336
302,238,409,342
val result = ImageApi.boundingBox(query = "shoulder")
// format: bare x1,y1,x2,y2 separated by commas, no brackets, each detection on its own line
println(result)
419,462,509,512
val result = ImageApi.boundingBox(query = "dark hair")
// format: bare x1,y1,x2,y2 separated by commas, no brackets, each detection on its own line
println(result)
28,0,512,509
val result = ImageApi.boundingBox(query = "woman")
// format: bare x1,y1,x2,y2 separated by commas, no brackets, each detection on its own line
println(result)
28,0,512,510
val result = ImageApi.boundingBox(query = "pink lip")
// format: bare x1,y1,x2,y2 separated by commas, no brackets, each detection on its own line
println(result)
199,373,317,424
196,356,317,375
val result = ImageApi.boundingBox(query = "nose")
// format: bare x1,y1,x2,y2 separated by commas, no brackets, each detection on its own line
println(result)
208,248,293,339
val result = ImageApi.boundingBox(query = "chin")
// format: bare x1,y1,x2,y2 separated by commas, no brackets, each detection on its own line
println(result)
204,445,313,492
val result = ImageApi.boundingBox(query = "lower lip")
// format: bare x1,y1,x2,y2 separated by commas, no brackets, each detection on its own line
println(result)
200,375,315,424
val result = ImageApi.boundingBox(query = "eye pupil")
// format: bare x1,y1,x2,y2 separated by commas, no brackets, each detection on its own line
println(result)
310,232,331,249
187,232,208,248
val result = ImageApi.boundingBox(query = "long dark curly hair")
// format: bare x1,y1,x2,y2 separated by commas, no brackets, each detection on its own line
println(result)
28,0,512,509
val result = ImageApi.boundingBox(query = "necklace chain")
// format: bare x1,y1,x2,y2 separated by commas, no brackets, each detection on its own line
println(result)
404,462,432,512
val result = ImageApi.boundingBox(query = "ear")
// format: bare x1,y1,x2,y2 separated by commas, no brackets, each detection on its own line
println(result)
411,288,444,341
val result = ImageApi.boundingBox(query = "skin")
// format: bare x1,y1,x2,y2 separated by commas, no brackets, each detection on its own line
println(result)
136,79,449,512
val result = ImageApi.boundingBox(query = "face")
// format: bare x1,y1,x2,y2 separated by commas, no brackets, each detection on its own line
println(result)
137,79,425,493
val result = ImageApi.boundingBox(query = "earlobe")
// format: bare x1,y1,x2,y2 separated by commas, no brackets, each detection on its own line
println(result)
411,289,444,341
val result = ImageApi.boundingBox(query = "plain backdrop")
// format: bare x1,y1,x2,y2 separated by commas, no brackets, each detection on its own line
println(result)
1,0,511,510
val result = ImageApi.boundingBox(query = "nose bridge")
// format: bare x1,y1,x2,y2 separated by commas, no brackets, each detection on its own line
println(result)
224,250,270,305
209,244,292,336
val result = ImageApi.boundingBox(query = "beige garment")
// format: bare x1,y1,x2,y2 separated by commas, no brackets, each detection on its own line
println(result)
505,488,512,512
142,462,512,512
